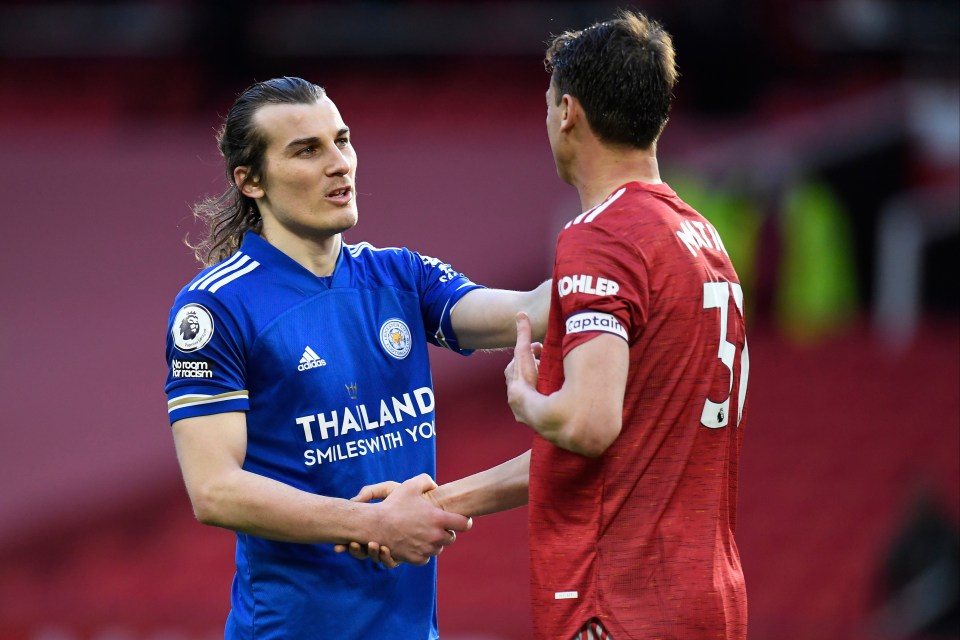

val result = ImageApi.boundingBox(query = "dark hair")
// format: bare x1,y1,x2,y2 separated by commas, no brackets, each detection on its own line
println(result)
544,9,678,150
188,77,327,266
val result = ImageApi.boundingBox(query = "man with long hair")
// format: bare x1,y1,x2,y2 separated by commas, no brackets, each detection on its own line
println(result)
164,76,547,639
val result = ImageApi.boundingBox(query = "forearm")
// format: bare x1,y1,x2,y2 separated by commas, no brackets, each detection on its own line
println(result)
452,279,550,350
429,450,530,517
510,384,593,455
188,465,377,544
508,334,628,457
175,414,467,565
525,279,551,342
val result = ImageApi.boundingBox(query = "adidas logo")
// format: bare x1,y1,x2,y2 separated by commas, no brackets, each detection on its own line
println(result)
297,346,327,372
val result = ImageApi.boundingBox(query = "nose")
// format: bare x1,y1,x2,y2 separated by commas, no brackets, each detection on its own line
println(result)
327,146,351,176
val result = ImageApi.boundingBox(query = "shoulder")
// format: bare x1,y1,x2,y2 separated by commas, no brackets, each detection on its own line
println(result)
560,186,630,232
178,249,265,301
558,189,638,256
168,250,266,332
560,185,665,241
566,183,699,246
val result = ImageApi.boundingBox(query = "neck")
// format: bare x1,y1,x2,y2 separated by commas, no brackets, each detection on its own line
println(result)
261,221,342,277
570,143,661,211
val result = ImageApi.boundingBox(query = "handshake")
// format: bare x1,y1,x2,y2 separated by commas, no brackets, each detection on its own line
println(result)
333,473,472,569
333,313,541,568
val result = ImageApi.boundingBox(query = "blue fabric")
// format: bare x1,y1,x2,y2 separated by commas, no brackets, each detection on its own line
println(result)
165,231,482,639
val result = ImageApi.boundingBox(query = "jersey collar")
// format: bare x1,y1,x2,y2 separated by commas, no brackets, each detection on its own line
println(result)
239,231,347,289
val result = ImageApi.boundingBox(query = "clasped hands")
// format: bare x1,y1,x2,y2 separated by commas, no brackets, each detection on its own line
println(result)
333,473,471,569
336,313,540,568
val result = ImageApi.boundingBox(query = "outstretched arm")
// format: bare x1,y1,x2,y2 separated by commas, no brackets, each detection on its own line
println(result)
172,411,470,565
450,279,551,350
350,451,529,519
337,451,529,566
506,313,628,457
427,450,530,517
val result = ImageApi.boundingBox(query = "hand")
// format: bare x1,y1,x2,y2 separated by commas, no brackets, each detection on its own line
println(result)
340,474,472,567
505,312,541,423
334,481,402,568
378,474,472,565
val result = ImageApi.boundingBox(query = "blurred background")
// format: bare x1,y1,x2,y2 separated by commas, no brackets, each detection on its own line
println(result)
0,0,957,638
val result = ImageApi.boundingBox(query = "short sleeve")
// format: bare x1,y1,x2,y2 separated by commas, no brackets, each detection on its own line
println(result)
410,251,484,353
164,291,250,424
555,225,647,357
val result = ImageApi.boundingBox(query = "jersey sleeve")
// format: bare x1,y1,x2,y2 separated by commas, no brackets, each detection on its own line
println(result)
410,251,484,354
164,290,249,424
555,225,647,357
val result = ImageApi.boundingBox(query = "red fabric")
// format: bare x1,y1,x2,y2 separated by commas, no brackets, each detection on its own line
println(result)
529,182,748,639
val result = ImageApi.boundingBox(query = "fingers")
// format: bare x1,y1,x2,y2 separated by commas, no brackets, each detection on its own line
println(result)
341,541,401,569
444,525,468,545
511,313,539,382
362,542,399,569
530,341,543,359
334,540,401,569
378,545,400,569
364,541,382,560
365,474,435,504
347,541,368,560
352,480,401,503
389,473,439,501
439,512,473,534
514,312,532,352
406,473,439,493
332,541,372,560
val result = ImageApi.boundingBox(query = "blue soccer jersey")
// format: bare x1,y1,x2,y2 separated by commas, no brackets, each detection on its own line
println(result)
165,231,483,640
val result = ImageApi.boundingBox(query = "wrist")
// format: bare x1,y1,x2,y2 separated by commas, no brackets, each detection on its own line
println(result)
424,486,446,511
352,500,382,546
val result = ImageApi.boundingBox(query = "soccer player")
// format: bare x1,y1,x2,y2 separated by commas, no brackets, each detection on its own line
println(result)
512,10,749,638
362,10,751,639
164,76,549,640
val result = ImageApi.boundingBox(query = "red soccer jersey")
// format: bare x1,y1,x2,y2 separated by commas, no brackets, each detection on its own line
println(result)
529,182,749,640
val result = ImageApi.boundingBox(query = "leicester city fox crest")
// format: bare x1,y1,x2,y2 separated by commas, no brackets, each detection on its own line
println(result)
379,318,412,359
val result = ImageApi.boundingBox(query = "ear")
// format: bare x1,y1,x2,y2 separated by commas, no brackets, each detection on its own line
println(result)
559,94,579,133
234,166,264,199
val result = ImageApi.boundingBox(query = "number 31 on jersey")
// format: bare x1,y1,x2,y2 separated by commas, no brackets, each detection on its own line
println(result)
701,281,749,429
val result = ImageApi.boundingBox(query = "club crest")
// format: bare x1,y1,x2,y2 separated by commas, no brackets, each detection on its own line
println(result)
379,318,412,360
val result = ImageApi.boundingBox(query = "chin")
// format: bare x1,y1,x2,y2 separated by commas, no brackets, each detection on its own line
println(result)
344,206,359,227
333,209,359,234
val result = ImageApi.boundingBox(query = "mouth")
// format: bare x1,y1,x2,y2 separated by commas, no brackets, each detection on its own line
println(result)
326,185,353,205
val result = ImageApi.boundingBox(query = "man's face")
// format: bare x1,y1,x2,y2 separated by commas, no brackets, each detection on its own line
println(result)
251,98,359,240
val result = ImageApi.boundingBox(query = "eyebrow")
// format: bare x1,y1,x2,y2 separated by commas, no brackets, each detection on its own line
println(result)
285,128,350,150
286,136,319,150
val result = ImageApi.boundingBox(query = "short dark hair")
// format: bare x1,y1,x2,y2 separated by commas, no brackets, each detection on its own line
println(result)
545,9,678,149
188,77,327,266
